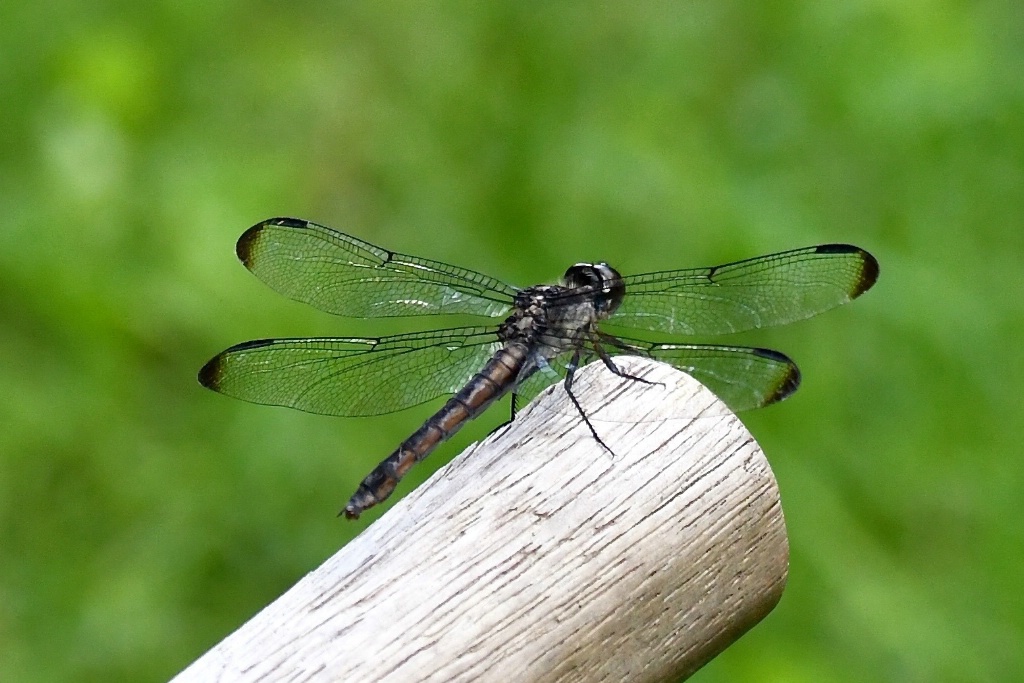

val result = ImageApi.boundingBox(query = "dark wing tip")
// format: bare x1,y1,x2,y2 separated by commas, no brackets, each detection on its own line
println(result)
815,243,880,299
197,354,224,389
853,249,880,298
752,347,802,405
235,223,264,268
236,217,309,267
198,339,277,389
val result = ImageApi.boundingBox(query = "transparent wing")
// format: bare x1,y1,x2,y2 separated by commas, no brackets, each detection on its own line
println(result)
514,333,800,414
236,217,517,318
198,327,502,417
631,342,800,412
608,244,879,335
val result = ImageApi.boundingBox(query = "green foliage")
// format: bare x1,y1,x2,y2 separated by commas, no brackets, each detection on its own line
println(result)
1,2,1022,681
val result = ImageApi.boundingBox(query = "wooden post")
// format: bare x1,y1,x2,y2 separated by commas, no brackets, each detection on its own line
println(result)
173,356,789,682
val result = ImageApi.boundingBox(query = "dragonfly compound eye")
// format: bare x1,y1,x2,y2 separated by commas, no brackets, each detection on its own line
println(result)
564,262,625,315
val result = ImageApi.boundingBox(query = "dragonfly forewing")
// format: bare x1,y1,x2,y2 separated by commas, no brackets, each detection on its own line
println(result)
609,244,879,335
237,218,516,319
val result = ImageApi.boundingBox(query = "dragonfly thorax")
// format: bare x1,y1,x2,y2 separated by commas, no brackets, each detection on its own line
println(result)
498,285,562,344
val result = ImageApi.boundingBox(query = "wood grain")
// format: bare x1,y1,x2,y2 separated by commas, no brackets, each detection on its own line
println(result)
173,356,789,682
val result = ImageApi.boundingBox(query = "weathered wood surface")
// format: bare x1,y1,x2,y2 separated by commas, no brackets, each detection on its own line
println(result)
173,356,789,683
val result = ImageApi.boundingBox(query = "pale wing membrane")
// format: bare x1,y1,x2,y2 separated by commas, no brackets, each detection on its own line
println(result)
198,327,501,417
236,218,517,318
514,334,799,415
609,244,879,335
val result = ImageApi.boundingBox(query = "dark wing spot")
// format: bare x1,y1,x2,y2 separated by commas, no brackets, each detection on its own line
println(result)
197,338,277,389
752,347,802,405
814,243,880,298
267,217,308,228
235,222,264,267
197,354,224,389
852,250,880,298
813,243,862,255
236,217,310,267
220,338,278,352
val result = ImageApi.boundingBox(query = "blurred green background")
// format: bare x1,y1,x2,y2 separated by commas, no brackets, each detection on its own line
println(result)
2,2,1022,681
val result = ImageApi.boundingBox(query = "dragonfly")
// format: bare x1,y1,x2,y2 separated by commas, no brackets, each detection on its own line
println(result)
199,218,879,518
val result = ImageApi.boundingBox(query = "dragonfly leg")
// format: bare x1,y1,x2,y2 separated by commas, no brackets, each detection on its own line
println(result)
592,332,660,387
480,397,516,440
563,348,613,455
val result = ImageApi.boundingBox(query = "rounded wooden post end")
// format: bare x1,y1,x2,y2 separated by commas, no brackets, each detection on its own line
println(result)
175,356,789,682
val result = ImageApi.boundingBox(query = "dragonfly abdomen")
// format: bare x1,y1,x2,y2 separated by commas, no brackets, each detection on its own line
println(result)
343,344,530,519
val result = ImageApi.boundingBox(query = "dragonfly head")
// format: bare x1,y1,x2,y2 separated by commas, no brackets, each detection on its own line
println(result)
563,262,625,317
